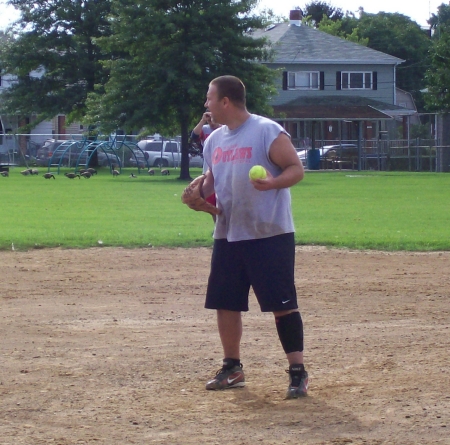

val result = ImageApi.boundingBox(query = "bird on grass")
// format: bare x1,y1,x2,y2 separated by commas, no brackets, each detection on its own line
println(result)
81,171,92,179
64,172,80,179
43,173,55,179
1,171,9,177
148,168,155,176
87,168,97,175
111,165,120,177
161,169,170,176
20,168,33,176
31,169,39,175
129,173,137,178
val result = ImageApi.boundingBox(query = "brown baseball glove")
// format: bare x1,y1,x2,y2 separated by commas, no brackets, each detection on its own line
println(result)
181,175,221,216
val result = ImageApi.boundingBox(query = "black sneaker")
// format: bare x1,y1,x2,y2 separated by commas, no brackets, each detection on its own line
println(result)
205,360,245,390
286,364,308,399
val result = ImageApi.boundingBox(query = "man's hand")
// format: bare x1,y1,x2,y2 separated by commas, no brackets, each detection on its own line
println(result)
250,169,275,191
181,175,221,216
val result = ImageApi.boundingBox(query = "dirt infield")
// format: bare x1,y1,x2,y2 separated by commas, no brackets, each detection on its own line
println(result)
1,246,449,445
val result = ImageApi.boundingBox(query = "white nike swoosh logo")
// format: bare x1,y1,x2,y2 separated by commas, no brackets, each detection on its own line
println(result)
227,376,241,384
282,300,290,304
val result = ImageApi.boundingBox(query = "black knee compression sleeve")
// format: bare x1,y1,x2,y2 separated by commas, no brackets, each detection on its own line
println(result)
275,311,304,354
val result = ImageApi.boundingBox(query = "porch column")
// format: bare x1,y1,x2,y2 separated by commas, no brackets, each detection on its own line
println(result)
358,121,363,171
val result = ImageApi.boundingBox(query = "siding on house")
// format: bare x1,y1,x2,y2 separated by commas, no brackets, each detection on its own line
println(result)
251,22,403,108
1,69,84,145
65,121,84,136
250,17,418,147
270,63,395,106
395,88,420,126
30,120,53,146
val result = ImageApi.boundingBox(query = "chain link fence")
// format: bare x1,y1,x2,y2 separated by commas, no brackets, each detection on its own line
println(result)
295,138,449,172
2,134,450,172
0,133,141,169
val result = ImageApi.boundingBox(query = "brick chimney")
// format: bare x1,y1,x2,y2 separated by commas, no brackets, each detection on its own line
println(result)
289,9,302,26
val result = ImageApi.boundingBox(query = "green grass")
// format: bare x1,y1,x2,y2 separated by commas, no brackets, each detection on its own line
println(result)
1,168,449,251
296,172,450,250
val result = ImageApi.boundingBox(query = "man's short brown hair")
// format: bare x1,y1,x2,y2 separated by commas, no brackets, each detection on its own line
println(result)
210,75,246,108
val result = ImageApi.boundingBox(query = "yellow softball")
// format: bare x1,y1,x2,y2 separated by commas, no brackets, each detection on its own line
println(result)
249,165,267,181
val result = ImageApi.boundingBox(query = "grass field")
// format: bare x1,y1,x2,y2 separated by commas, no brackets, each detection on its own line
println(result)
1,167,449,251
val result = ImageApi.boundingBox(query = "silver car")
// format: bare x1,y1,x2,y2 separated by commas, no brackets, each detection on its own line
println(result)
298,144,358,167
133,139,203,168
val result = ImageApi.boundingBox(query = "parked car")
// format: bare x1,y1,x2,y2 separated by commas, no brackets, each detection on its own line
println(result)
97,151,122,167
36,139,67,166
36,139,121,167
298,144,358,167
81,141,123,167
131,138,203,168
129,151,148,168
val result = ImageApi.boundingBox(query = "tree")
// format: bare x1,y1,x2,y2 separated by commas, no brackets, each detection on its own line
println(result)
425,4,450,112
302,1,344,25
428,2,450,31
356,13,431,105
317,11,431,107
317,14,368,45
84,0,277,180
0,0,112,129
258,7,288,26
425,21,450,112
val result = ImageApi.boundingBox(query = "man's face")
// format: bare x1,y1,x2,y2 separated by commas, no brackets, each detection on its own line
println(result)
204,84,224,124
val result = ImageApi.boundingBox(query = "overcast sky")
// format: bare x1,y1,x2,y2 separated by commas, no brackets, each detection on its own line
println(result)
0,0,443,30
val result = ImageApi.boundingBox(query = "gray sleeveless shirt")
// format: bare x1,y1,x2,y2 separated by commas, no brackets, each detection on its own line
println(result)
203,114,295,242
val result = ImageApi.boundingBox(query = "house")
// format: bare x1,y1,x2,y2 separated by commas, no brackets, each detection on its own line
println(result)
252,10,417,150
395,87,421,134
0,70,85,158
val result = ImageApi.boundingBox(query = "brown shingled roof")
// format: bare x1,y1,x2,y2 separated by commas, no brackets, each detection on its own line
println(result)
273,105,392,120
272,96,408,120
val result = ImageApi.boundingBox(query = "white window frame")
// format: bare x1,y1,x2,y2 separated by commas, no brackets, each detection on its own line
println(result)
287,71,320,90
341,71,372,90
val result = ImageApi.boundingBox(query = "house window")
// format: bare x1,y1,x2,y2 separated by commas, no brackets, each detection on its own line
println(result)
341,72,372,89
288,71,320,90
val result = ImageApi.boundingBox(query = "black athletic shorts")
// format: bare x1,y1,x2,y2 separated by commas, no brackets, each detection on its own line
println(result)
205,233,298,312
